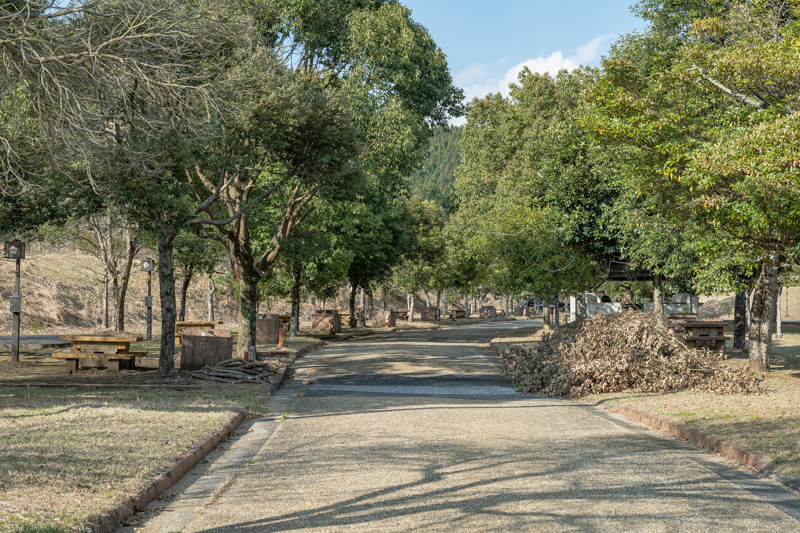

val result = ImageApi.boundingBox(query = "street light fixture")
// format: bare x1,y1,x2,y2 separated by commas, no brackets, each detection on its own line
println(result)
4,239,26,362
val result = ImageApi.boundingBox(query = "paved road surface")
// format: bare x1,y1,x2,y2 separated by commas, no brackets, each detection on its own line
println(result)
125,322,800,532
0,335,69,350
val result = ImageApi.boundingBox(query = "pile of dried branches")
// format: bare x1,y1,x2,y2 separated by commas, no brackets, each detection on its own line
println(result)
191,358,275,384
501,311,759,398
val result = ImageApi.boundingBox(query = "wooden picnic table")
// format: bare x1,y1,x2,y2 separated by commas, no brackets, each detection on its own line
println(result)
395,310,409,321
451,309,466,319
175,321,223,344
55,335,145,373
683,321,729,351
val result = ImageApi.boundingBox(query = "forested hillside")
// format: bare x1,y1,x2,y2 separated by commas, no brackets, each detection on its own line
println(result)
408,126,462,201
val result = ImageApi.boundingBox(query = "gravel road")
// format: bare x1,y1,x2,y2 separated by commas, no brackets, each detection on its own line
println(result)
125,321,800,532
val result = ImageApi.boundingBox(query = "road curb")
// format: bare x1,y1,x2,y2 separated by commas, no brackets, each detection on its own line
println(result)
609,404,773,472
87,410,246,533
263,340,325,396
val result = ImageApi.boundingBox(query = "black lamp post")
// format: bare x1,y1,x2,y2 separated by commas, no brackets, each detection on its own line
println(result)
4,240,26,362
141,258,154,340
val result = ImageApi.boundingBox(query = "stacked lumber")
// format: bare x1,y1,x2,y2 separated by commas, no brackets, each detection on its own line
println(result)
501,311,758,398
191,358,275,384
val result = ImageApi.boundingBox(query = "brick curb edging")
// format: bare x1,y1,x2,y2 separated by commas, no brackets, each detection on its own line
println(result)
88,410,246,532
264,340,325,396
609,404,772,472
488,340,800,492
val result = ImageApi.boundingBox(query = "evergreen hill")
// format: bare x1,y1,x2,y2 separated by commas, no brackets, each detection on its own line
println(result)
408,126,462,202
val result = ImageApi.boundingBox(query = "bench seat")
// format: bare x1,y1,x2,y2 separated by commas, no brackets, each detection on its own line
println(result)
684,335,729,351
52,351,147,372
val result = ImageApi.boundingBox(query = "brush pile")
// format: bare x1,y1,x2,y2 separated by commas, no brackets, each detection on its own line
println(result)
191,358,275,384
501,311,758,398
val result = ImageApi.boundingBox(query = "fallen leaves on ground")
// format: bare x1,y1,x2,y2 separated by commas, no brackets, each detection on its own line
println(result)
502,311,759,398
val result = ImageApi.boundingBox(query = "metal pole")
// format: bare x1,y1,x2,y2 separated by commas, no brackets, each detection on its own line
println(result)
146,271,152,341
11,258,20,363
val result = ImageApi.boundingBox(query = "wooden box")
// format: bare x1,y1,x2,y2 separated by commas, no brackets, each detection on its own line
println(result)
181,335,233,371
256,317,282,345
420,308,437,322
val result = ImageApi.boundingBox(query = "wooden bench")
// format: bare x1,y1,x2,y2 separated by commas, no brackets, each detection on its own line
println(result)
451,309,466,319
54,335,145,373
395,310,409,321
683,322,729,351
176,321,223,344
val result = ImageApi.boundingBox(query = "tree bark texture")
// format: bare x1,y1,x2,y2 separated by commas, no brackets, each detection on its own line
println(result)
114,227,137,332
154,217,177,374
734,291,747,349
291,262,301,337
236,265,260,356
177,265,194,322
777,285,783,339
542,301,553,332
409,294,415,323
359,288,366,327
349,287,357,328
748,255,779,372
102,265,109,329
443,289,447,313
653,274,664,323
207,274,215,322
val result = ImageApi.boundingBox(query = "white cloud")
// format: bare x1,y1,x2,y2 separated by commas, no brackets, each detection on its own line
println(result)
459,34,615,104
454,63,489,87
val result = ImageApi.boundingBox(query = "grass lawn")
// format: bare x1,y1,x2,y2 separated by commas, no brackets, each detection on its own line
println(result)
583,323,800,478
0,383,262,532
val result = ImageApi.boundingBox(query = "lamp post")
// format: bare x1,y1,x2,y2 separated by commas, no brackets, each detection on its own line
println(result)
5,240,26,363
141,258,154,340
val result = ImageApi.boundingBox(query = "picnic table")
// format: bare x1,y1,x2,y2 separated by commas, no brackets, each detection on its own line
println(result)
451,309,466,319
54,335,145,373
175,321,223,344
395,310,409,321
683,321,729,351
666,313,699,334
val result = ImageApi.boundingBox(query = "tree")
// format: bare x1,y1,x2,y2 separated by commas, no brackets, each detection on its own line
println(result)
189,1,463,354
589,0,800,370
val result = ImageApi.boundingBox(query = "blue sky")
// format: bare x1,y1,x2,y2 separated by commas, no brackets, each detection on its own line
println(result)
401,1,644,121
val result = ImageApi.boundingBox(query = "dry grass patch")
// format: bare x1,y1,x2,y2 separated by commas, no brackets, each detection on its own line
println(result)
0,384,260,532
584,325,800,478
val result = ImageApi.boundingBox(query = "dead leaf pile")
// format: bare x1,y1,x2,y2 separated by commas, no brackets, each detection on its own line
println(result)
501,311,759,398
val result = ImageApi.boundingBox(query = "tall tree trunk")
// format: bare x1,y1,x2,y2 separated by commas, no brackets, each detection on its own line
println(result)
749,254,779,372
115,226,137,332
154,216,177,374
543,300,553,332
234,258,260,357
290,262,302,337
443,289,447,313
464,292,469,318
359,287,366,327
776,284,783,339
409,294,415,323
425,290,430,308
177,265,194,322
102,264,109,329
653,274,664,323
734,291,747,349
207,274,215,321
349,286,357,328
